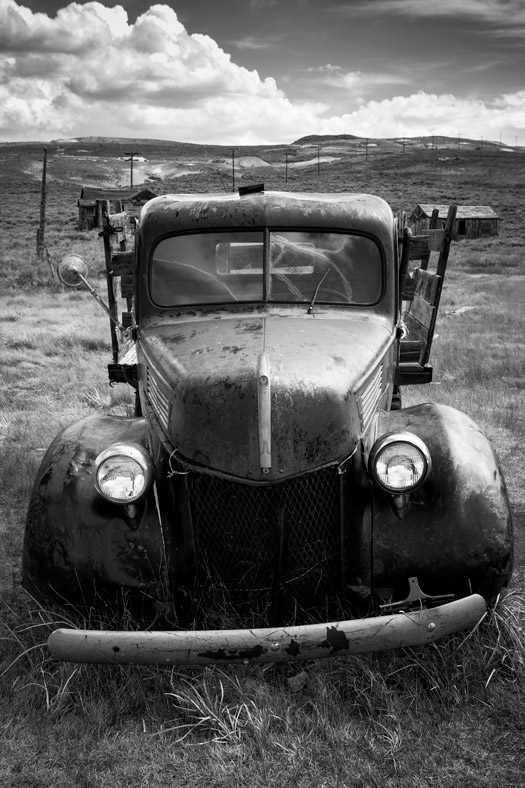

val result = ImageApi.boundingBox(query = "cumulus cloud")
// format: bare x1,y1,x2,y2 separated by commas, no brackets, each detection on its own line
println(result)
0,0,327,141
0,1,523,144
0,1,304,141
0,1,129,53
315,92,525,145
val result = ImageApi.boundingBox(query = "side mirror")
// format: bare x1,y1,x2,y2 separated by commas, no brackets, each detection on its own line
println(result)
57,254,89,288
56,253,125,332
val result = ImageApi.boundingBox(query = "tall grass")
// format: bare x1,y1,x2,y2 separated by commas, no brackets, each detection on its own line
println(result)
1,589,525,786
1,144,525,786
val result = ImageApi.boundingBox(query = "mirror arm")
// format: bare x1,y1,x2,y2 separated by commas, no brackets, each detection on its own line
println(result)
76,271,126,332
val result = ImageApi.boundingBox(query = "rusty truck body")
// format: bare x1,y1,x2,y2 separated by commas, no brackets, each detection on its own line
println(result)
22,189,513,664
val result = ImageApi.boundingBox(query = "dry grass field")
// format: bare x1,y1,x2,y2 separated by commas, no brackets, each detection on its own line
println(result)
1,136,525,787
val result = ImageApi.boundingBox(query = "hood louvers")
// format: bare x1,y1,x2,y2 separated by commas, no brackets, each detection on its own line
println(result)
146,366,170,432
358,363,383,432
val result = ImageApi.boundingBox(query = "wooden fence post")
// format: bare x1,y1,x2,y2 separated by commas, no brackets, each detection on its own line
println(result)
101,206,120,364
36,147,47,260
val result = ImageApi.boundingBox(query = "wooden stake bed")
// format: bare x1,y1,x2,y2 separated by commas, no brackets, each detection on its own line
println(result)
398,205,457,386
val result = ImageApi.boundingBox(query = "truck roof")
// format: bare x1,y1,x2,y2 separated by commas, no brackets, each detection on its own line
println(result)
138,191,395,253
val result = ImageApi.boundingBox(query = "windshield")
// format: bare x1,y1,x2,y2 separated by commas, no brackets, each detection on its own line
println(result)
150,229,382,307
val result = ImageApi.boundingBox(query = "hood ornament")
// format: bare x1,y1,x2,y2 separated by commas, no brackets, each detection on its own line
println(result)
257,353,271,474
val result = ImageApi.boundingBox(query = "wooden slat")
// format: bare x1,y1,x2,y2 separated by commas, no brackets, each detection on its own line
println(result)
397,363,433,386
399,340,423,363
414,269,440,303
108,211,130,245
408,236,430,259
402,277,415,301
111,250,134,276
428,229,444,251
409,295,434,330
404,314,432,344
121,275,133,298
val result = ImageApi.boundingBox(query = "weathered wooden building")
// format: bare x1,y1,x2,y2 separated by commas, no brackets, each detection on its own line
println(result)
78,187,157,230
409,204,499,240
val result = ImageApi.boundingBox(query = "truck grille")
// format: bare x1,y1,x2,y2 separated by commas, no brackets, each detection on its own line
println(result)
186,467,341,626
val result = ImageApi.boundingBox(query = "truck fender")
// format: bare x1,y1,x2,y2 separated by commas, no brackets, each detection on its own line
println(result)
371,403,513,600
22,414,166,606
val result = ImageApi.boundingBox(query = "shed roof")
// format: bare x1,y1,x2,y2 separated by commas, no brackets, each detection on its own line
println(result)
130,187,157,203
79,187,135,201
414,204,498,219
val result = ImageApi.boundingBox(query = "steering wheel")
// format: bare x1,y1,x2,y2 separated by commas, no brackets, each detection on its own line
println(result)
174,262,239,301
314,286,352,303
272,271,304,300
324,261,353,301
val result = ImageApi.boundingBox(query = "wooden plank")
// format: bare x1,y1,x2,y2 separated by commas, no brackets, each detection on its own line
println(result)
398,226,412,311
410,295,434,329
401,277,415,301
108,211,130,245
436,205,457,279
428,229,444,251
404,313,431,344
397,362,433,386
111,250,134,276
399,340,423,363
102,213,120,364
121,275,133,298
414,269,440,303
408,236,430,260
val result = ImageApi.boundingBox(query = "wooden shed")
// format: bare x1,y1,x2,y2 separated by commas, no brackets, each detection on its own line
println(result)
409,204,499,240
78,188,132,231
78,188,157,230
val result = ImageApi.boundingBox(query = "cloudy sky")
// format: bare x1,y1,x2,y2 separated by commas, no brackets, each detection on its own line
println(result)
1,0,524,145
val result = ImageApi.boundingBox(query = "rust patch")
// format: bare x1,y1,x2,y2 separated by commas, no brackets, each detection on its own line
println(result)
197,645,265,661
322,626,349,653
286,639,301,656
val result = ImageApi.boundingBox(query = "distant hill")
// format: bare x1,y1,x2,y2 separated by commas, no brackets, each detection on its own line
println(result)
293,134,361,145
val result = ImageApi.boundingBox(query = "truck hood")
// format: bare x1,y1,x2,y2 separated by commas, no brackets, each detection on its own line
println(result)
138,313,392,480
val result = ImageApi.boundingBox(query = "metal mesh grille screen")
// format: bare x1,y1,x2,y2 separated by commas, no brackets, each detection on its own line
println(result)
187,467,341,625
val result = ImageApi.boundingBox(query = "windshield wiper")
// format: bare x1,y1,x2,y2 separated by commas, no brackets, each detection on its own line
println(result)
307,268,331,314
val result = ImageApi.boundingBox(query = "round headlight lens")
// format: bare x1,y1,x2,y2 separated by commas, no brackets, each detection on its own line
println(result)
369,433,431,493
94,443,153,503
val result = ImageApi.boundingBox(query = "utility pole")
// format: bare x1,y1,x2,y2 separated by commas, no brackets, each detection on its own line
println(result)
36,147,47,261
125,151,139,188
232,148,235,192
285,152,288,184
365,138,369,160
317,146,320,176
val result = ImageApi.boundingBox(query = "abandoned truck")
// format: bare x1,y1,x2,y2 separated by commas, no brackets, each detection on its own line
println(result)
22,189,513,665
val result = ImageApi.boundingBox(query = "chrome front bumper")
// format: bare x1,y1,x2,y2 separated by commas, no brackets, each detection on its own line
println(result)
47,594,487,665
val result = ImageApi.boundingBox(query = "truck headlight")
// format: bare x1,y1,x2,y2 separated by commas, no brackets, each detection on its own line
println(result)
368,433,431,493
94,443,153,503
